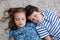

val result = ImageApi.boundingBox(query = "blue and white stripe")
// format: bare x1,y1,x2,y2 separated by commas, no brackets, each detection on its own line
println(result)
36,10,60,40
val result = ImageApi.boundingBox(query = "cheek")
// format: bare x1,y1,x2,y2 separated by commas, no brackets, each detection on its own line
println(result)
37,16,40,19
24,21,26,25
15,21,19,25
24,20,26,24
37,14,40,19
22,19,26,23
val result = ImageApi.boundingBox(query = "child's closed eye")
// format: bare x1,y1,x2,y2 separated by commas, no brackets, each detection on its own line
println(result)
22,18,25,20
34,15,37,17
15,18,20,21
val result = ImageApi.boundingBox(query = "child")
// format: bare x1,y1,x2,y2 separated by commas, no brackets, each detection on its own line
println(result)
6,7,42,40
25,5,60,40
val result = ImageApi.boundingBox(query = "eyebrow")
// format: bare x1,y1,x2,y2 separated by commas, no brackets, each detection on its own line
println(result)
15,18,20,20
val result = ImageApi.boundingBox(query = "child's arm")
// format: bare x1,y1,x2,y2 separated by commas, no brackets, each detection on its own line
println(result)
57,11,60,18
44,36,52,40
10,38,14,40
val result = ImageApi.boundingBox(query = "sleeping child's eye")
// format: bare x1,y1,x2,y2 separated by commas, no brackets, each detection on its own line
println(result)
34,15,37,17
16,18,20,21
22,18,25,20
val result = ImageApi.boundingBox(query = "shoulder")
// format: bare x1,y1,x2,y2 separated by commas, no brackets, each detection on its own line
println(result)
26,22,36,30
26,22,36,28
25,26,36,34
9,30,14,34
26,22,36,26
43,9,58,16
24,26,34,33
43,10,58,21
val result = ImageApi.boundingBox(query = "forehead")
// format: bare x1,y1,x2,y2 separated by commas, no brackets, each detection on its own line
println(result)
29,11,38,17
14,12,26,18
32,11,38,14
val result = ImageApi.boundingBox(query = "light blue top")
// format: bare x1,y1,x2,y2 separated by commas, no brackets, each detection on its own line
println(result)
9,22,42,40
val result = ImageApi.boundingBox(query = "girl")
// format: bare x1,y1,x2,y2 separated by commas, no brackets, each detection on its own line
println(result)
6,7,42,40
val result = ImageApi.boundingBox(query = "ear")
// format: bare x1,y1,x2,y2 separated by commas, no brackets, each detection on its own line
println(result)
58,11,60,18
38,9,43,14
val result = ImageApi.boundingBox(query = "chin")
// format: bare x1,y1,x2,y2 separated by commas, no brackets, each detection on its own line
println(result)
35,22,38,23
35,22,37,23
20,26,24,28
19,25,25,27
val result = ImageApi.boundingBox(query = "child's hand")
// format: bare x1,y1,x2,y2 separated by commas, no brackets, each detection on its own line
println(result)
44,36,52,40
10,38,14,40
58,11,60,18
50,35,53,40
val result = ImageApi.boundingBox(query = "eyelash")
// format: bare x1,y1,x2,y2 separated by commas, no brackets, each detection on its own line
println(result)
31,15,37,21
22,19,25,20
34,15,37,17
16,18,25,21
16,19,20,21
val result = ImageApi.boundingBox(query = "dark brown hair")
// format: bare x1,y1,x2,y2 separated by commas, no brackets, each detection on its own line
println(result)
25,5,39,22
25,5,39,17
6,7,26,30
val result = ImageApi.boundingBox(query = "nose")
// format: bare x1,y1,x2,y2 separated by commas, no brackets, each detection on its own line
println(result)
19,20,22,23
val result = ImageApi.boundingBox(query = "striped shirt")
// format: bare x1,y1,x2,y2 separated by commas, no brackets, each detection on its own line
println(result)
36,10,60,40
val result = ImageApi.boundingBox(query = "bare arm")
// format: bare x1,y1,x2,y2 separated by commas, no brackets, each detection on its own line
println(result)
10,38,14,40
44,36,52,40
57,11,60,18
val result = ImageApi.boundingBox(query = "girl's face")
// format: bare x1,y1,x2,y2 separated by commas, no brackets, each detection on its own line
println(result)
28,11,43,24
14,12,26,29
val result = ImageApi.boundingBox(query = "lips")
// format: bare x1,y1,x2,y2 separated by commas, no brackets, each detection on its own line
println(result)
36,21,39,23
19,24,23,26
34,20,39,23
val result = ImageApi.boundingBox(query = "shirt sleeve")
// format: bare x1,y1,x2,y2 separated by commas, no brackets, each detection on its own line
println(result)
36,25,50,38
9,30,14,39
44,10,58,22
26,27,42,40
